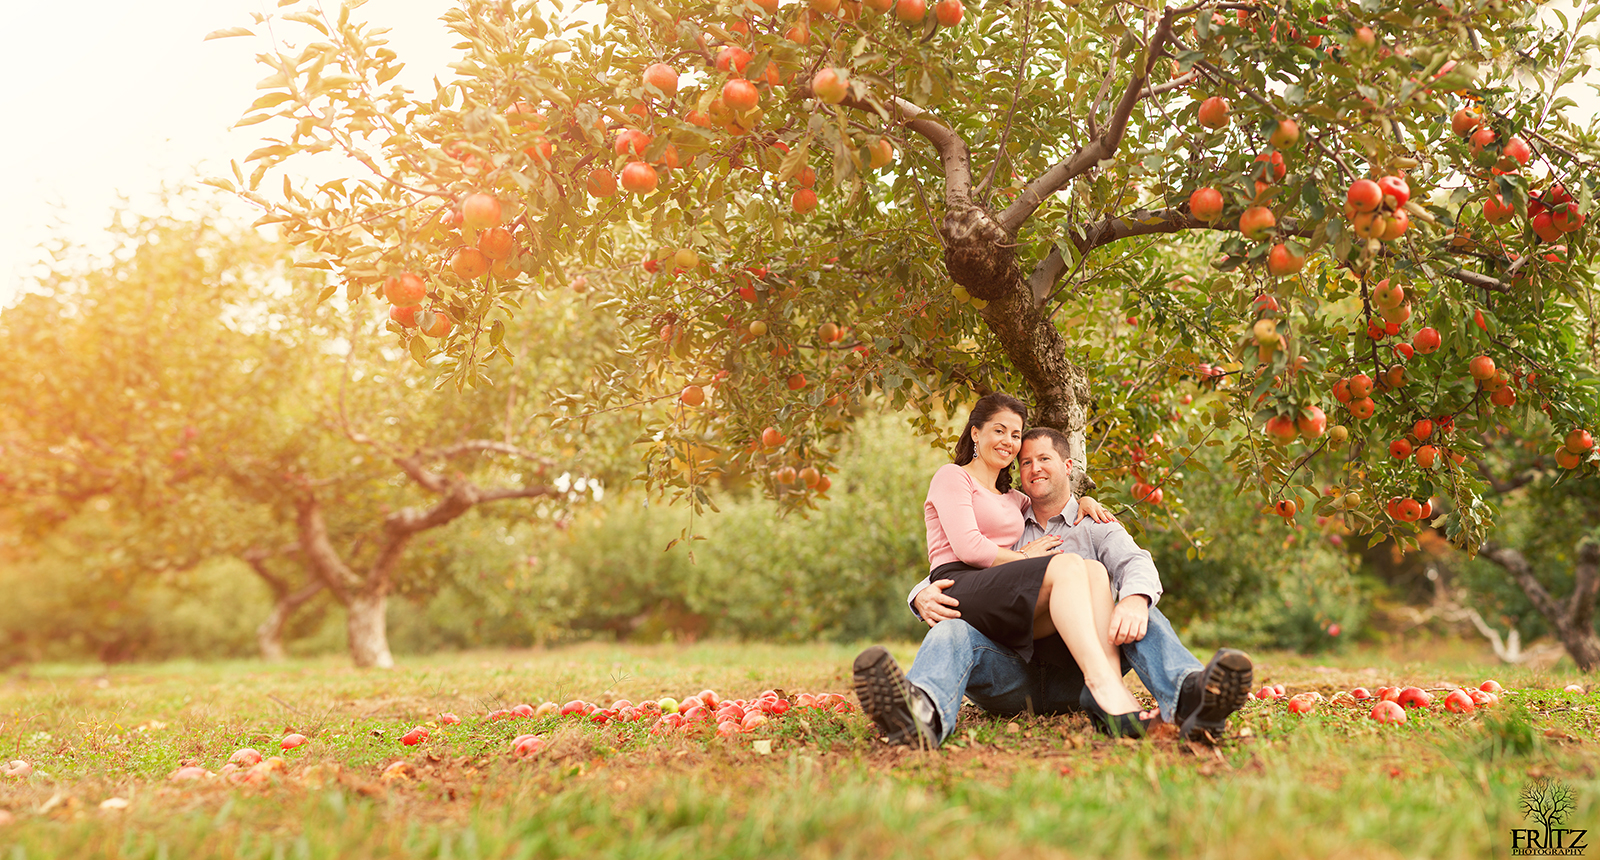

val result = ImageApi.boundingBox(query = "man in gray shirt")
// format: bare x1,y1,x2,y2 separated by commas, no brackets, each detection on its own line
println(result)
854,427,1253,746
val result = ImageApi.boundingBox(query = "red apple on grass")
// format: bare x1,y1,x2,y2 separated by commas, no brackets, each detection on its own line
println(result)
1396,687,1432,708
1443,689,1475,713
1370,700,1408,724
229,748,264,767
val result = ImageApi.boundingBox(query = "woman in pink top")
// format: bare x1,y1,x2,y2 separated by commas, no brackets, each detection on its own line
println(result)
923,392,1153,736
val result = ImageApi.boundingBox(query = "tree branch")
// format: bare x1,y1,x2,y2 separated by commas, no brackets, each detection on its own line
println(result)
1029,247,1068,305
241,543,302,597
391,440,553,494
825,90,974,208
432,439,555,466
369,476,557,596
1144,71,1198,98
294,494,361,603
1445,267,1511,294
997,10,1176,233
1481,543,1566,628
476,485,560,505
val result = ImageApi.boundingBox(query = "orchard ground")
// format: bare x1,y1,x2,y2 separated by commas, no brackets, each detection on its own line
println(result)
1,641,1597,859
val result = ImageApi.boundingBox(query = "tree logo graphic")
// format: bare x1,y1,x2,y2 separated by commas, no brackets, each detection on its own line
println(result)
1514,779,1587,856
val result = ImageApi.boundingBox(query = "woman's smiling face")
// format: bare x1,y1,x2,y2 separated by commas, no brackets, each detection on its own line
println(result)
971,409,1024,471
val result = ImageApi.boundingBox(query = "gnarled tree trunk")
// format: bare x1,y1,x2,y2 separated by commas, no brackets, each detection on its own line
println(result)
1481,540,1600,671
854,14,1178,494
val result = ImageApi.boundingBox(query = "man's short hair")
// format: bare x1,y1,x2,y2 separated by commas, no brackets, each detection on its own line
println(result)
1021,427,1071,460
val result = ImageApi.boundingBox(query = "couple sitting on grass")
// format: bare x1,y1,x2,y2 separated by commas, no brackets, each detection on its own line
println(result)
853,393,1254,746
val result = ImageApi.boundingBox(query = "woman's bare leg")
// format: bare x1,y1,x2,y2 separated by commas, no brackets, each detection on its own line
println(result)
1082,560,1121,672
1031,554,1140,714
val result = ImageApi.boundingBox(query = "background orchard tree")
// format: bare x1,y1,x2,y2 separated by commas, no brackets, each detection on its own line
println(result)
0,200,319,658
0,194,625,667
1452,422,1600,669
227,0,1600,554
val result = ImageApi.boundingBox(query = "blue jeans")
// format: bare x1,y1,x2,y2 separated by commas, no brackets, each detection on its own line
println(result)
904,605,1204,746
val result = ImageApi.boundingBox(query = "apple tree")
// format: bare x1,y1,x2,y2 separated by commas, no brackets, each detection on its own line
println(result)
224,0,1600,556
0,195,624,666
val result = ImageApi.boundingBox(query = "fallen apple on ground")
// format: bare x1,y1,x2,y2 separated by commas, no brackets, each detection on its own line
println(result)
229,748,263,767
1370,701,1408,724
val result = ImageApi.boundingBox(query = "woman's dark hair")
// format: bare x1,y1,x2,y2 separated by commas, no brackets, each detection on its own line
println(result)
953,392,1028,493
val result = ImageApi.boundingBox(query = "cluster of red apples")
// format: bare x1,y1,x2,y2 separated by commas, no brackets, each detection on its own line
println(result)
381,192,519,337
484,688,853,757
1454,110,1584,240
167,744,298,785
579,0,950,214
749,425,834,493
1344,174,1413,242
1253,679,1516,724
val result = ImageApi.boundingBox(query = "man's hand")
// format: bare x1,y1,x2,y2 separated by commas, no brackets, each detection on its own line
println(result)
914,579,960,627
1108,595,1150,645
1074,495,1118,524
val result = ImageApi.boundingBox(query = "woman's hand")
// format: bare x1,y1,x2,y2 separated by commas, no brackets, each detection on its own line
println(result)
1075,495,1117,524
1020,534,1063,558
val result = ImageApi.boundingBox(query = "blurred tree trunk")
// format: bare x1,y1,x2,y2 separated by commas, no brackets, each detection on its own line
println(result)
293,440,556,668
1481,540,1600,672
344,592,393,669
242,546,324,661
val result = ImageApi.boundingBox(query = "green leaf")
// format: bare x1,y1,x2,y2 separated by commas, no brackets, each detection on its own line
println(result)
204,27,255,40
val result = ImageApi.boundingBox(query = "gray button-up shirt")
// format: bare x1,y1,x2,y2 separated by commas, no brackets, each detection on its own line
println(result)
907,497,1163,616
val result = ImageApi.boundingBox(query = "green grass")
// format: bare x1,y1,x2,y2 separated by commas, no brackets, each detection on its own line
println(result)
1,641,1597,859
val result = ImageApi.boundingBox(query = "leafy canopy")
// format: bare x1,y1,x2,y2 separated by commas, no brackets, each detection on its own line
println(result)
224,0,1600,552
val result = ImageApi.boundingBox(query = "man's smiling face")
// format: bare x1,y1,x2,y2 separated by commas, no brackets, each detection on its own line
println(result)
1018,436,1072,505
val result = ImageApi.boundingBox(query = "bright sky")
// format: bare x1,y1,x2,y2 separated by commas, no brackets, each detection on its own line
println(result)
0,0,456,308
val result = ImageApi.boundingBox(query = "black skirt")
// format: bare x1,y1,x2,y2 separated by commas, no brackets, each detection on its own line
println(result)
931,556,1059,665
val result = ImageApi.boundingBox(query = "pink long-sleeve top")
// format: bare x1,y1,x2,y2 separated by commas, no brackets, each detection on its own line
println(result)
924,463,1028,570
